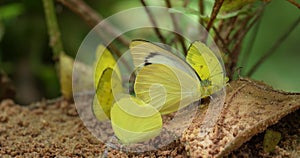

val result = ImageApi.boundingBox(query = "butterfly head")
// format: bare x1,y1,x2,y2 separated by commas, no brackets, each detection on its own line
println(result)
200,79,212,87
199,79,212,97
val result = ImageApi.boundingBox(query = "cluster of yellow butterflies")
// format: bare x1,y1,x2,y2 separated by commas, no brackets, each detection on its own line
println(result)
92,40,227,144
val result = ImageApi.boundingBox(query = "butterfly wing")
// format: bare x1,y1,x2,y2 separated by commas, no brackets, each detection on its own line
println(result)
93,45,122,120
92,95,108,121
94,45,121,88
186,41,227,97
130,40,199,80
134,64,201,115
110,96,162,144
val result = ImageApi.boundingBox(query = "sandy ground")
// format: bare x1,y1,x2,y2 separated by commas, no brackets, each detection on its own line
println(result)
0,99,299,157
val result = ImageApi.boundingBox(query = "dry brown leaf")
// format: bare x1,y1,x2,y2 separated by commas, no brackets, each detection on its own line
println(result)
182,78,300,158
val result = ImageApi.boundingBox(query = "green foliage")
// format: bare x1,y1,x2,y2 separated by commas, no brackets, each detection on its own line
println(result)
0,3,24,20
0,0,87,103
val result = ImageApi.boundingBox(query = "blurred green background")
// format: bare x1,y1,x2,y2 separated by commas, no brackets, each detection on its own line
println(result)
0,0,299,104
240,0,300,92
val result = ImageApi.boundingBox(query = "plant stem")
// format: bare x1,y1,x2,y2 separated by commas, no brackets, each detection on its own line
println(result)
43,0,64,59
57,0,131,71
57,0,130,47
165,0,187,54
206,0,224,32
140,0,166,44
229,14,260,70
198,0,204,26
240,14,263,72
212,26,231,54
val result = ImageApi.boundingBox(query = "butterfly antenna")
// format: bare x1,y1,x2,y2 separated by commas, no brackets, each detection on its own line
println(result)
235,66,243,79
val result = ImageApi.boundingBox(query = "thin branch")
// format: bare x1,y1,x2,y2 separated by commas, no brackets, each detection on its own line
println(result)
247,16,300,77
57,0,130,47
229,0,268,43
57,0,129,70
212,26,232,54
240,14,263,71
231,14,259,52
57,0,100,27
198,0,204,26
286,0,300,9
140,0,166,44
206,0,224,32
224,16,238,44
228,14,261,78
57,0,130,71
165,0,187,54
43,0,64,59
214,19,224,43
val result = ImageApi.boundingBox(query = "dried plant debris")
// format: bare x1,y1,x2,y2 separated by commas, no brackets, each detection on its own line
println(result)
182,78,300,157
0,78,299,157
263,129,282,153
228,108,300,158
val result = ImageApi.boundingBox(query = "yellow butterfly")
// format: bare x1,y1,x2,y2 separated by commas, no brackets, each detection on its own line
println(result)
93,44,162,144
186,41,228,98
93,45,122,120
110,95,162,144
131,40,227,115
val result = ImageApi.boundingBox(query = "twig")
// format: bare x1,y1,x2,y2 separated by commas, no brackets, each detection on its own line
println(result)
240,13,263,71
165,0,187,54
227,15,260,78
212,27,232,55
286,0,300,9
247,16,300,77
198,0,204,26
213,17,237,49
57,0,132,73
57,0,130,71
140,0,166,44
214,19,224,43
57,0,100,27
206,0,224,32
231,14,260,53
224,16,238,44
43,0,65,59
57,0,130,47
